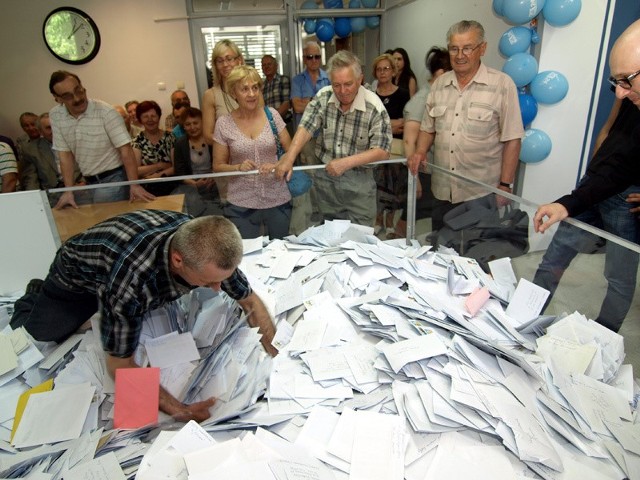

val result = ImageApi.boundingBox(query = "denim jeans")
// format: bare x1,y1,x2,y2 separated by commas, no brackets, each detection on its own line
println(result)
224,202,292,240
533,186,640,332
89,168,128,203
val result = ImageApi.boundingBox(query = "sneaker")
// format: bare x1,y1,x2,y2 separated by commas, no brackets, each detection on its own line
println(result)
25,279,44,295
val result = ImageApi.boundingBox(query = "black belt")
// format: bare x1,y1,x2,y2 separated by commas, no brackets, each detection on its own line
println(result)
84,166,124,183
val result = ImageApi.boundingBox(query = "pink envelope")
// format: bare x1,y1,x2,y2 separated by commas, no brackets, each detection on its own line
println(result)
464,287,490,317
114,367,160,429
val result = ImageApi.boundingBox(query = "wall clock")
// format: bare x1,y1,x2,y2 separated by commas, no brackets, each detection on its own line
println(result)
43,7,101,65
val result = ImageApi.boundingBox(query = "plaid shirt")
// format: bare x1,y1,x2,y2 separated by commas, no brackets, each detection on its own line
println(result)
263,73,291,121
50,209,251,357
300,85,392,165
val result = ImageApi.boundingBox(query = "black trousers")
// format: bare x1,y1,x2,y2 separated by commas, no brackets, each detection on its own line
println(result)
10,277,98,343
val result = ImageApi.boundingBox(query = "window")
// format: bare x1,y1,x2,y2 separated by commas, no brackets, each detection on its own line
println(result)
201,25,283,79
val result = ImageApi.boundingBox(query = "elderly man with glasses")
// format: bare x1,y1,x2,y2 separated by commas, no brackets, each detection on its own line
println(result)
408,20,524,234
48,71,154,208
531,19,640,333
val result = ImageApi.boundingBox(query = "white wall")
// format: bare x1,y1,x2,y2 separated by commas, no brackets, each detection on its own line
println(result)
0,0,197,139
521,0,610,205
382,0,509,86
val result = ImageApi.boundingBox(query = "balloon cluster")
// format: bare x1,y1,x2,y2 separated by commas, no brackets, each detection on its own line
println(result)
301,0,381,43
494,0,581,163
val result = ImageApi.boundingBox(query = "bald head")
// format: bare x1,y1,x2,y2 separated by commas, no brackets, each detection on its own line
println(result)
610,19,640,104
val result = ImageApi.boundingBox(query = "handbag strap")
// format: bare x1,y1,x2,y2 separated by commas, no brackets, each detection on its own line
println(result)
264,106,285,158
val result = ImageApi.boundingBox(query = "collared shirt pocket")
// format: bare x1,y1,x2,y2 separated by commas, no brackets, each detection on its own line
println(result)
466,103,496,137
429,105,447,131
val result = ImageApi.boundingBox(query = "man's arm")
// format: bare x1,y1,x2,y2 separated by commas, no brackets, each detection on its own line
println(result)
498,138,521,191
325,147,389,177
105,354,215,422
118,143,156,202
54,151,80,208
236,292,278,357
407,130,435,175
277,100,292,119
274,126,312,180
1,172,17,193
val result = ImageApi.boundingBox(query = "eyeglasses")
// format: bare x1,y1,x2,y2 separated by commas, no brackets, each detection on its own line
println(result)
56,86,86,102
215,55,239,65
305,54,322,60
448,43,483,56
376,66,392,73
608,69,640,89
173,101,190,109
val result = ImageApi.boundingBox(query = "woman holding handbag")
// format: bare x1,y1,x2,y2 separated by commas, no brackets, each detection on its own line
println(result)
213,65,292,239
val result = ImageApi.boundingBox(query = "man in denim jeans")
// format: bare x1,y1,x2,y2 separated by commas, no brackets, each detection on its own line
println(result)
48,70,154,208
533,19,640,332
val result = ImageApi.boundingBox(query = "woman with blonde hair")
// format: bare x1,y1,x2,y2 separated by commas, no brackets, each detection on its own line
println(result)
202,39,245,144
213,65,292,239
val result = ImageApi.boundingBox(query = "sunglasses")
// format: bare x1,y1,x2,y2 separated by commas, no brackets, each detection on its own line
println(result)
305,54,322,60
173,101,190,109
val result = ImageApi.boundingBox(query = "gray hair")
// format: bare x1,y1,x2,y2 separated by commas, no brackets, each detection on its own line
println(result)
36,112,49,131
303,41,321,54
327,50,363,80
446,20,485,44
171,216,243,271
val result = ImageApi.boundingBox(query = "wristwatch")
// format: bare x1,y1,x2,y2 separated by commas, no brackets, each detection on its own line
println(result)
499,181,513,189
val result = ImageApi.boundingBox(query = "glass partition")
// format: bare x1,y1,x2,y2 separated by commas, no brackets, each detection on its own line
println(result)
45,160,640,350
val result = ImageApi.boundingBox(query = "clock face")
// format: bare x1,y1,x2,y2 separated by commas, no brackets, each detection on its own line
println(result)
43,7,101,65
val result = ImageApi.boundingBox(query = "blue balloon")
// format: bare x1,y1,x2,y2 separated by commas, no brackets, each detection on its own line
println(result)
348,0,361,7
334,17,352,38
300,0,316,8
530,70,569,104
499,27,533,57
316,18,335,43
493,0,505,16
503,0,545,25
520,128,552,163
323,0,342,8
351,17,366,33
366,15,380,28
518,92,538,126
502,52,538,87
361,0,378,6
543,0,581,27
304,19,317,34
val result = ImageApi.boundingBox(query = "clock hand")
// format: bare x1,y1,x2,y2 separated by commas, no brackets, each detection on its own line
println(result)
67,23,84,39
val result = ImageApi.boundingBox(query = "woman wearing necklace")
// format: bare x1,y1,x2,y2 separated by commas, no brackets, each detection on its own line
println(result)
173,107,222,216
132,100,176,196
372,54,410,238
213,66,292,239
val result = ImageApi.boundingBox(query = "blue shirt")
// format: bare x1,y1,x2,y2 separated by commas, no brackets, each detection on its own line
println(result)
291,69,331,124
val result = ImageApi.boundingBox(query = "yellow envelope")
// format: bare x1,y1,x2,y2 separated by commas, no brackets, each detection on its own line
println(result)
11,378,54,442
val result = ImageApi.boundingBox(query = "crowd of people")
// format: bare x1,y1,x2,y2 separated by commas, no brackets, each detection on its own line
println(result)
6,18,640,424
0,33,461,241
